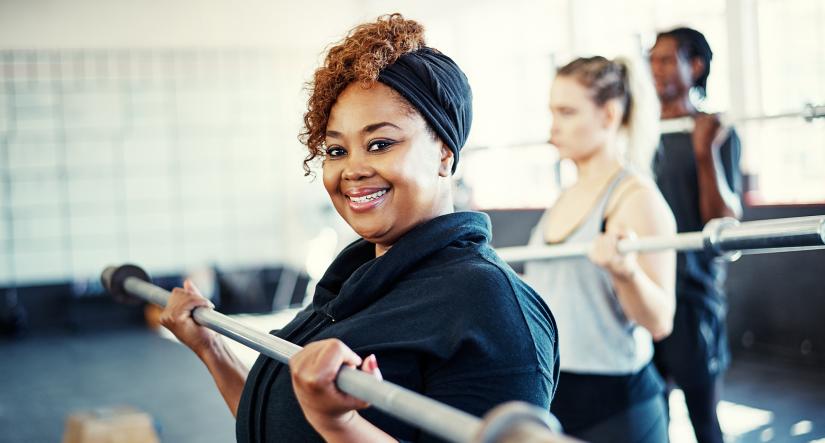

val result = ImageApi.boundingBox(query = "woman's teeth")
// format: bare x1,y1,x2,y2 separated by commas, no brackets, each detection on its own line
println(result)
350,190,387,203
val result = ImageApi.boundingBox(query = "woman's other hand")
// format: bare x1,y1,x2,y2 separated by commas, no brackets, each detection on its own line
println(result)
589,227,640,281
159,279,217,356
290,339,382,434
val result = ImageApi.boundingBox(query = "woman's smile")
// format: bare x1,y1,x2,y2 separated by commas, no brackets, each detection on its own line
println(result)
344,187,391,212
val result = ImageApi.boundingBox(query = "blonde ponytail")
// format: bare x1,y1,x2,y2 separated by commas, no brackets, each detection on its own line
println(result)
614,56,660,177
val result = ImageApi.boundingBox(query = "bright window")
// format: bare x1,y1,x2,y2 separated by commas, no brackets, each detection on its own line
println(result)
459,0,825,209
739,0,825,205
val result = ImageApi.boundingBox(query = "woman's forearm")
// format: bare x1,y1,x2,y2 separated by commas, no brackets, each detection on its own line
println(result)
308,411,397,443
612,263,675,341
695,145,742,223
197,336,250,418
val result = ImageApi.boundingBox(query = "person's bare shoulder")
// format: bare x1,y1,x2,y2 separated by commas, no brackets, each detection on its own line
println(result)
606,174,676,236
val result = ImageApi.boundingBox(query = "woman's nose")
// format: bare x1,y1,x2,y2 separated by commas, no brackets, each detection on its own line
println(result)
341,154,374,181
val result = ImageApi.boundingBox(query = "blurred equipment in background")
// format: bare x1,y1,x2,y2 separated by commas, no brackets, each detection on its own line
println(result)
0,288,28,337
62,405,160,443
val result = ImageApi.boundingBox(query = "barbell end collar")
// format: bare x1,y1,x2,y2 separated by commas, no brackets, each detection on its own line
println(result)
101,264,152,305
802,103,825,122
818,218,825,245
474,401,563,443
702,217,742,261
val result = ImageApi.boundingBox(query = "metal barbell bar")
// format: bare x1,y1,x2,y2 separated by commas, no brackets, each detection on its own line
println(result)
496,216,825,263
100,265,579,443
660,103,825,134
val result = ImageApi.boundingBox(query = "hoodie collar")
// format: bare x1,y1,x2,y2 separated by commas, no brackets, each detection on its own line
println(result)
312,211,491,321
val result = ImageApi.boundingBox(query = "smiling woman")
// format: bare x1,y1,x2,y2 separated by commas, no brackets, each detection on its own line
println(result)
158,12,560,443
322,83,453,256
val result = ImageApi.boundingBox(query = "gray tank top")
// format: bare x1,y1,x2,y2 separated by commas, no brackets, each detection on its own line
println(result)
524,171,653,374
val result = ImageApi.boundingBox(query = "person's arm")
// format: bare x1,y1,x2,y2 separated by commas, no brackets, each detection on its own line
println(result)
195,336,249,417
692,113,743,222
289,339,395,443
590,182,677,341
159,280,249,417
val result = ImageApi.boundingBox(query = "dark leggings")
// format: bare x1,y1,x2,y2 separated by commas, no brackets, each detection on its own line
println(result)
570,396,669,443
663,378,724,443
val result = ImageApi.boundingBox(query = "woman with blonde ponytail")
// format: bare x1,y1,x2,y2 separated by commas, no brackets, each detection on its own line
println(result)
523,55,676,442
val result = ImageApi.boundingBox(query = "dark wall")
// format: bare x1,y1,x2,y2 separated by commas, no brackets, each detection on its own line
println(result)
485,209,544,248
485,209,544,274
726,205,825,366
1,266,310,337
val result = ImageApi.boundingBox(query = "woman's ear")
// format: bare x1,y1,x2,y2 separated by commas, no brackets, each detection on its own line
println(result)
690,57,706,84
602,99,624,130
438,145,454,177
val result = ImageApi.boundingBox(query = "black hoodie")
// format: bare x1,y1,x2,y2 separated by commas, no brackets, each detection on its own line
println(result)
236,211,559,442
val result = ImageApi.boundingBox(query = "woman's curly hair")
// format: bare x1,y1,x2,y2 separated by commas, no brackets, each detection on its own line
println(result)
299,13,426,175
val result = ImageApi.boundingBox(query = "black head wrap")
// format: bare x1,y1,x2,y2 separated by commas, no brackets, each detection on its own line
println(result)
378,47,472,174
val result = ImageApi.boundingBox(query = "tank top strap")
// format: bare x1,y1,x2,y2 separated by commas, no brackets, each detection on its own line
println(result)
578,169,630,237
596,169,629,224
530,169,631,246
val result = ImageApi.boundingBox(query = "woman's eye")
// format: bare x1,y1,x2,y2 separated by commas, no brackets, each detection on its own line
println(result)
325,146,346,157
367,140,394,152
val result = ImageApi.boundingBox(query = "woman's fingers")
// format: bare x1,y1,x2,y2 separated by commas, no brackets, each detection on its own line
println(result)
290,339,372,416
589,232,618,266
611,226,637,242
158,280,217,353
162,286,210,322
183,279,212,304
590,227,639,279
298,343,341,389
361,354,383,381
293,340,362,391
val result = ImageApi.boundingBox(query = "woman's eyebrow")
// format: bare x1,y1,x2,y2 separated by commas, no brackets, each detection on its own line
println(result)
326,122,401,139
362,122,401,134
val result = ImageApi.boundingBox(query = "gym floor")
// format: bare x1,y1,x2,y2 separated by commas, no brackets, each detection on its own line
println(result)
1,312,823,443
